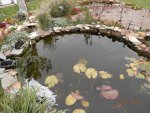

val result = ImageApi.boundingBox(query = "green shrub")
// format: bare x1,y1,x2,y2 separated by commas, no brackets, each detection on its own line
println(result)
0,89,48,113
17,10,27,21
50,0,72,18
37,12,50,30
0,31,29,51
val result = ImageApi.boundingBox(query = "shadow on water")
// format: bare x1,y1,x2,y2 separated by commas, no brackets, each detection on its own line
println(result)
17,34,150,113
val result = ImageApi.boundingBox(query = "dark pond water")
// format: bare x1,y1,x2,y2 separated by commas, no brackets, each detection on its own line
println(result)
18,34,150,113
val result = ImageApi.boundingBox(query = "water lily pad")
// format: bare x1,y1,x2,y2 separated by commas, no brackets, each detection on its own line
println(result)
126,69,135,77
101,89,119,100
85,68,98,79
73,59,87,74
81,100,90,107
71,91,84,100
99,71,112,79
65,94,76,106
119,74,125,80
136,73,145,79
73,64,86,74
44,75,58,88
73,109,86,113
139,62,150,72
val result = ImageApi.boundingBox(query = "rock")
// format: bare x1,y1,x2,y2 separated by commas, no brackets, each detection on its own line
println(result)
140,44,147,50
1,74,17,90
84,26,90,30
146,32,150,37
11,48,24,55
0,68,5,78
128,36,142,45
76,24,83,29
137,36,144,40
114,27,121,32
137,32,146,37
53,27,61,33
3,49,12,57
29,31,39,39
0,52,6,60
144,48,149,52
17,25,22,31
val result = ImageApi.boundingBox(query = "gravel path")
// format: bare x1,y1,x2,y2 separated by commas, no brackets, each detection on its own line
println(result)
90,4,150,30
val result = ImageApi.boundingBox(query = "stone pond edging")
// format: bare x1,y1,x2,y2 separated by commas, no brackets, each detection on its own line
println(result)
0,23,150,90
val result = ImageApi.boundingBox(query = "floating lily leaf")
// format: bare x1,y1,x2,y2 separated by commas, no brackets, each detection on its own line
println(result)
119,74,125,80
78,59,88,65
136,73,145,79
73,109,86,113
129,58,137,62
44,75,58,88
139,62,150,72
99,71,112,79
81,100,90,107
130,63,137,68
98,85,119,100
65,94,76,106
101,89,119,100
85,68,98,79
73,59,88,74
71,91,84,100
73,63,87,74
126,69,135,77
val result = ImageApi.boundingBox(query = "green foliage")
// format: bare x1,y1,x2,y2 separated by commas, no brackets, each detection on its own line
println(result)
0,89,48,113
0,0,41,21
0,31,29,51
17,10,26,21
49,18,70,28
122,0,150,9
50,0,72,18
71,10,93,25
37,12,50,30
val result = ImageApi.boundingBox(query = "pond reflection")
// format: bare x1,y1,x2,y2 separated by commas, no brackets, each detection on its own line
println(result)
17,44,52,79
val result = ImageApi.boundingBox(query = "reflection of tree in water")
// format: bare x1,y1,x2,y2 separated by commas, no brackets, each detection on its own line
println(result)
43,36,57,50
84,34,93,46
18,44,52,79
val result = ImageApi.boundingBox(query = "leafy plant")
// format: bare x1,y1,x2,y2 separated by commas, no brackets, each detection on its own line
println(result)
0,88,48,113
49,18,70,28
17,10,27,21
50,0,72,18
0,31,29,51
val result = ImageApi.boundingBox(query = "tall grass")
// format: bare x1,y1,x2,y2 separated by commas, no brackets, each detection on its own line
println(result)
0,89,48,113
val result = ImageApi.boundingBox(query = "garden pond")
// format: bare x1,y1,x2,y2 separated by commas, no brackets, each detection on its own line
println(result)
17,34,150,113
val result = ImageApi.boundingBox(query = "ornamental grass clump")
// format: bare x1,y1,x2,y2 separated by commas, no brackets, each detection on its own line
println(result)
0,89,48,113
37,12,50,30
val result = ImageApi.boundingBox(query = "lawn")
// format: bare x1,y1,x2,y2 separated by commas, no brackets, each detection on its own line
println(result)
0,0,41,21
122,0,150,9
